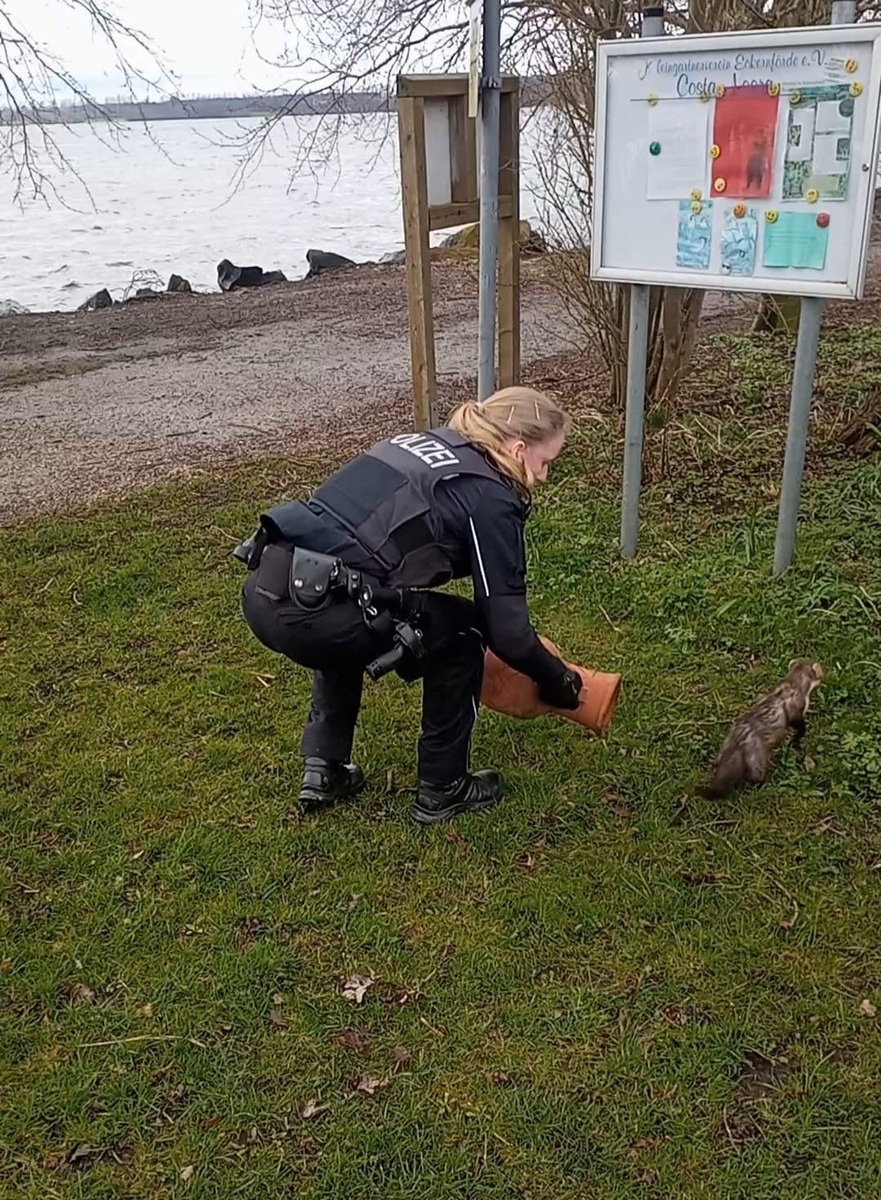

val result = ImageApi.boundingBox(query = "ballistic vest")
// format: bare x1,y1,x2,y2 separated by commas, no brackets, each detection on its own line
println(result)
261,429,510,588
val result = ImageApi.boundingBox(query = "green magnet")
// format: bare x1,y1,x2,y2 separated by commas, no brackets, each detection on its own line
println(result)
649,140,661,156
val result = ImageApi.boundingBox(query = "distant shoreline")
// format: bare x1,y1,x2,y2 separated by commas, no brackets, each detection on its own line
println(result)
1,81,548,126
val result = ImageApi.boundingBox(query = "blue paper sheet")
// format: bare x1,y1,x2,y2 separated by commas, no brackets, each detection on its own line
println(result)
720,207,758,276
763,211,829,270
676,200,713,271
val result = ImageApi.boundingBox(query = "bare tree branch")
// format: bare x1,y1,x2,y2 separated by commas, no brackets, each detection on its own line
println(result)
0,0,174,206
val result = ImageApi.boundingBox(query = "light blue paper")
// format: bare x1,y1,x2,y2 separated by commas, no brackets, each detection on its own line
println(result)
720,207,758,276
676,200,713,271
763,211,829,271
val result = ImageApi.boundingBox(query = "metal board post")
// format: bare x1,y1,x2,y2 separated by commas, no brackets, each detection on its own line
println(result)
772,0,855,574
620,3,664,558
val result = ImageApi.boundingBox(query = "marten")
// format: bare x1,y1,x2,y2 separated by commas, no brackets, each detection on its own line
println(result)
698,660,825,799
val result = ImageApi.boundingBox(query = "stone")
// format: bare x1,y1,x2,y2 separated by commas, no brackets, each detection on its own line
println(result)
305,249,357,279
439,220,548,255
78,288,113,313
379,250,406,265
217,259,265,291
0,299,29,316
261,269,288,286
167,274,192,293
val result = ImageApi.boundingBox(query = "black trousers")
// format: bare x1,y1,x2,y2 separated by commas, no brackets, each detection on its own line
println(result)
240,556,485,786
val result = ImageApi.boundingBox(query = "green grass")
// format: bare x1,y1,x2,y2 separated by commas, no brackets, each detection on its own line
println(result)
2,329,881,1198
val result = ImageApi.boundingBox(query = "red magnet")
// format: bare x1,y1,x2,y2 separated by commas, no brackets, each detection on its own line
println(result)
817,212,830,228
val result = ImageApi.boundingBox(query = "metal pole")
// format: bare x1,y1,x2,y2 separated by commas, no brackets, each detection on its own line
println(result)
477,0,502,401
772,0,852,572
772,298,825,575
620,4,664,557
621,285,651,557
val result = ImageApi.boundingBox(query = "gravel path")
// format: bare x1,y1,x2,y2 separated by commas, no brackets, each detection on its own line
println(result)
0,261,583,523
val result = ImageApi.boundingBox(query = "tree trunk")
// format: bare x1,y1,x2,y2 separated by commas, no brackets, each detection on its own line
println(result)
840,394,881,456
753,294,800,334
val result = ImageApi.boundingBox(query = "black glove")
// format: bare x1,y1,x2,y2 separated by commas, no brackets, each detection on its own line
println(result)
538,667,583,711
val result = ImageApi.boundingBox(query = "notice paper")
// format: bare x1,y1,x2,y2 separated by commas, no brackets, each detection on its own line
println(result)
711,86,780,199
763,212,829,271
647,101,710,201
676,200,713,270
720,206,758,276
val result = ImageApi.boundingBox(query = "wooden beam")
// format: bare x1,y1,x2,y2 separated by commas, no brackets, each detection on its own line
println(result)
497,88,521,389
428,196,514,231
398,96,438,430
397,73,518,99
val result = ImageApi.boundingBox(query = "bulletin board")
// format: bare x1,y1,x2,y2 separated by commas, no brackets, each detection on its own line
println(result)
591,24,881,300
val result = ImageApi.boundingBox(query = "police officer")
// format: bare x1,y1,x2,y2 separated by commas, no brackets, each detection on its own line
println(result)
237,386,583,825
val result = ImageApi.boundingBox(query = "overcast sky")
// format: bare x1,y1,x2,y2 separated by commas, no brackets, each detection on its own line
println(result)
14,0,304,99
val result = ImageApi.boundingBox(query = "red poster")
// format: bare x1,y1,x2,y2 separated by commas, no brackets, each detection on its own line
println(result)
711,86,779,199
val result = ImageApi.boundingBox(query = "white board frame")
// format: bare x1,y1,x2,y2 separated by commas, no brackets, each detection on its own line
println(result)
591,23,881,300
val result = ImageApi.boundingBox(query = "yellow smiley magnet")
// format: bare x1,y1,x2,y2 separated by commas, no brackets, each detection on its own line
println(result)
734,202,746,218
806,187,819,203
691,200,703,214
766,210,778,223
710,144,720,159
846,58,858,74
714,177,726,192
647,92,658,106
691,188,703,201
768,82,780,96
715,84,726,99
790,90,801,106
850,81,863,97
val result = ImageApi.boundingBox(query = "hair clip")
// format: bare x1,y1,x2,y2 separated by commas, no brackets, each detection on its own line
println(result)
507,406,515,424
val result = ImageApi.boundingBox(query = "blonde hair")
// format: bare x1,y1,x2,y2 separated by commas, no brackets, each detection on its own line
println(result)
447,386,571,493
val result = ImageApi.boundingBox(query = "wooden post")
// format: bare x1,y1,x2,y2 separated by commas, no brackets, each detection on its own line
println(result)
397,74,520,422
398,96,438,429
497,86,520,389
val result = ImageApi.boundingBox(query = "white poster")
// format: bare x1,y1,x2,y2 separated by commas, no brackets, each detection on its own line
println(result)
646,101,710,200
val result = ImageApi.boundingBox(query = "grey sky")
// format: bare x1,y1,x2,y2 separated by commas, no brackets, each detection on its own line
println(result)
15,0,302,99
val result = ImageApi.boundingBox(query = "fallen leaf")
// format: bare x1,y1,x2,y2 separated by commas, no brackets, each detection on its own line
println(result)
67,1143,96,1164
136,1003,154,1019
0,958,12,972
180,1164,195,1182
491,1070,517,1088
234,917,266,950
205,1116,222,1129
736,1050,795,1101
272,992,286,1005
859,998,877,1019
392,1046,413,1071
299,1099,330,1120
350,1075,389,1096
515,852,537,872
379,982,420,1005
338,1029,370,1052
804,755,816,774
268,1007,289,1029
66,982,96,1006
340,974,375,1004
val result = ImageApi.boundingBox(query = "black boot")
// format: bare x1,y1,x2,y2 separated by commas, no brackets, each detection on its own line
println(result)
299,757,365,811
412,770,505,826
